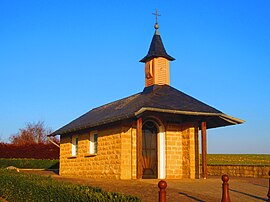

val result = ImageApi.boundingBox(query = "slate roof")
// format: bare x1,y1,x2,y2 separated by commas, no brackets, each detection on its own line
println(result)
50,85,243,136
140,30,175,63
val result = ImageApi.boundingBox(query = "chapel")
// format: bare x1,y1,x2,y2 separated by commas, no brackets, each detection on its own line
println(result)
49,14,243,179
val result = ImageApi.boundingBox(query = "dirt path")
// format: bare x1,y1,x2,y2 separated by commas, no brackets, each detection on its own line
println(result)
21,170,269,202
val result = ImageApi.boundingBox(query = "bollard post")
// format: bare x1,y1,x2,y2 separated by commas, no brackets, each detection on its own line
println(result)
158,180,167,202
267,171,270,202
221,174,231,202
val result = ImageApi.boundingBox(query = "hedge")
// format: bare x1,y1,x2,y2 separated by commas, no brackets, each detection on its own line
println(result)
0,143,59,159
0,169,140,202
0,158,59,169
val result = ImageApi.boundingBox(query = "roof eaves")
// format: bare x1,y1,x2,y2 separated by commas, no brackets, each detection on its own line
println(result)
48,113,135,136
135,107,245,124
219,114,245,124
135,107,224,117
139,54,175,63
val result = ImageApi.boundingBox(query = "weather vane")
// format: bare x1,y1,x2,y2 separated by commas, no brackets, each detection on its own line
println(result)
152,9,161,29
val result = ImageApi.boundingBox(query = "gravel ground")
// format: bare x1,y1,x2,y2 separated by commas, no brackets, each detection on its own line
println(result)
21,170,269,202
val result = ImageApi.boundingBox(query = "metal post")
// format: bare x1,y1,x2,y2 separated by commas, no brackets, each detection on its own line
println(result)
158,180,167,202
221,174,231,202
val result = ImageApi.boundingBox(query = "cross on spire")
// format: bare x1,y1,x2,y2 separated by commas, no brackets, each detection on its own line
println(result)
152,9,161,24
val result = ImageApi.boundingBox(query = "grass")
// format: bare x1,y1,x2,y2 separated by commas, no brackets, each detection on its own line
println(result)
204,154,270,165
0,169,140,202
1,154,269,170
0,158,59,169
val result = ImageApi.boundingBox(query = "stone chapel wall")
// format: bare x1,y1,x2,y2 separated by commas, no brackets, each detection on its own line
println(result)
59,121,199,180
59,124,133,179
165,122,199,179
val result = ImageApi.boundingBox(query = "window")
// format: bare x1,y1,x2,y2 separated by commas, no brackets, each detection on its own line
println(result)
90,133,98,155
72,136,78,156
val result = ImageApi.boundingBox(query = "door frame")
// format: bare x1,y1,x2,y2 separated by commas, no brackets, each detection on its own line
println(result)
142,120,158,179
140,117,166,179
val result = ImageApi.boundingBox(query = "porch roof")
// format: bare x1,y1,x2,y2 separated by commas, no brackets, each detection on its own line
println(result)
49,85,244,136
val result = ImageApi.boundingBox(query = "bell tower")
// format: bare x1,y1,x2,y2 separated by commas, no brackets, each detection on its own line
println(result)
140,10,175,87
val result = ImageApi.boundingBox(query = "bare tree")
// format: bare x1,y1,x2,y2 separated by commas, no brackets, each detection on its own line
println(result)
10,121,53,145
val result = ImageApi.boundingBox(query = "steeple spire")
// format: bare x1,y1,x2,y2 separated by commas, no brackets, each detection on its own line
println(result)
140,10,175,63
140,10,175,87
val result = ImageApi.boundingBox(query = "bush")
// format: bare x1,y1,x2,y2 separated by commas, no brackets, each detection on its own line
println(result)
0,169,140,202
0,158,59,169
0,143,59,159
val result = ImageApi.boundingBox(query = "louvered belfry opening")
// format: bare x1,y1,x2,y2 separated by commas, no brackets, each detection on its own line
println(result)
145,57,170,87
142,120,158,179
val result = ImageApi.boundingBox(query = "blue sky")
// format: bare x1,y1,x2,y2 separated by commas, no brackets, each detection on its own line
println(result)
0,1,269,154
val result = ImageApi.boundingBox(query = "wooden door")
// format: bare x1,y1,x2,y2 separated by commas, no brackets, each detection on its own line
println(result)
142,121,157,179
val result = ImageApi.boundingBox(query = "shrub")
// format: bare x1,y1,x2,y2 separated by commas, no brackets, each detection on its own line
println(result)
0,169,140,202
0,143,59,159
0,158,59,169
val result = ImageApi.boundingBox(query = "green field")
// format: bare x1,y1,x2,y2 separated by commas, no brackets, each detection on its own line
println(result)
0,158,59,169
205,154,270,165
0,154,269,170
0,169,140,202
